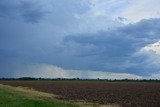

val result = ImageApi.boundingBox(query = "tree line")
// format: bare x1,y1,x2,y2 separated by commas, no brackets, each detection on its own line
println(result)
0,77,160,82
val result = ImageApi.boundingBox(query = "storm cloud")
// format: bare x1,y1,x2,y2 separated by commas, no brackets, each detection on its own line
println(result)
62,18,160,75
0,0,160,79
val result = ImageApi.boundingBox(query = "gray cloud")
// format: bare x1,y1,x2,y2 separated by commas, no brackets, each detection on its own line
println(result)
62,18,160,75
0,0,160,78
19,1,48,23
0,0,18,17
0,17,160,77
6,63,143,79
0,0,90,24
0,0,47,23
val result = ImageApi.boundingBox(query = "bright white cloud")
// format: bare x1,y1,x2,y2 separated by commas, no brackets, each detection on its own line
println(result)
141,40,160,55
13,64,143,79
146,72,160,79
136,40,160,70
86,0,160,24
122,0,160,23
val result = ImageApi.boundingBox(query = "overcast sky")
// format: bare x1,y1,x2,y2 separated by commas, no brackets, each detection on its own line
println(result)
0,0,160,79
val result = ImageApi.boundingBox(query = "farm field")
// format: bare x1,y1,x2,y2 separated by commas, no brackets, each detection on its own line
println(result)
0,84,78,107
0,80,160,107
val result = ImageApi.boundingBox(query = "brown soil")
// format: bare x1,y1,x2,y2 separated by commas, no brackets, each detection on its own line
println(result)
0,80,160,107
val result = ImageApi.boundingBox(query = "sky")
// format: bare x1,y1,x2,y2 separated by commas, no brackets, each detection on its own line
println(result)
0,0,160,79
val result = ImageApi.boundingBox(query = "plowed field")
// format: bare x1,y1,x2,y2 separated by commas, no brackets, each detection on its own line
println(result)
0,80,160,107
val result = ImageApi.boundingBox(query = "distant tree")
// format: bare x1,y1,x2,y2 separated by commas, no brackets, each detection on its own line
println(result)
18,77,36,80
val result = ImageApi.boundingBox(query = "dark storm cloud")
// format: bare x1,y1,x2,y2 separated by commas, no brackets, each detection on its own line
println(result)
19,1,48,23
0,0,90,24
0,0,160,78
0,0,49,23
0,16,160,76
63,18,160,75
